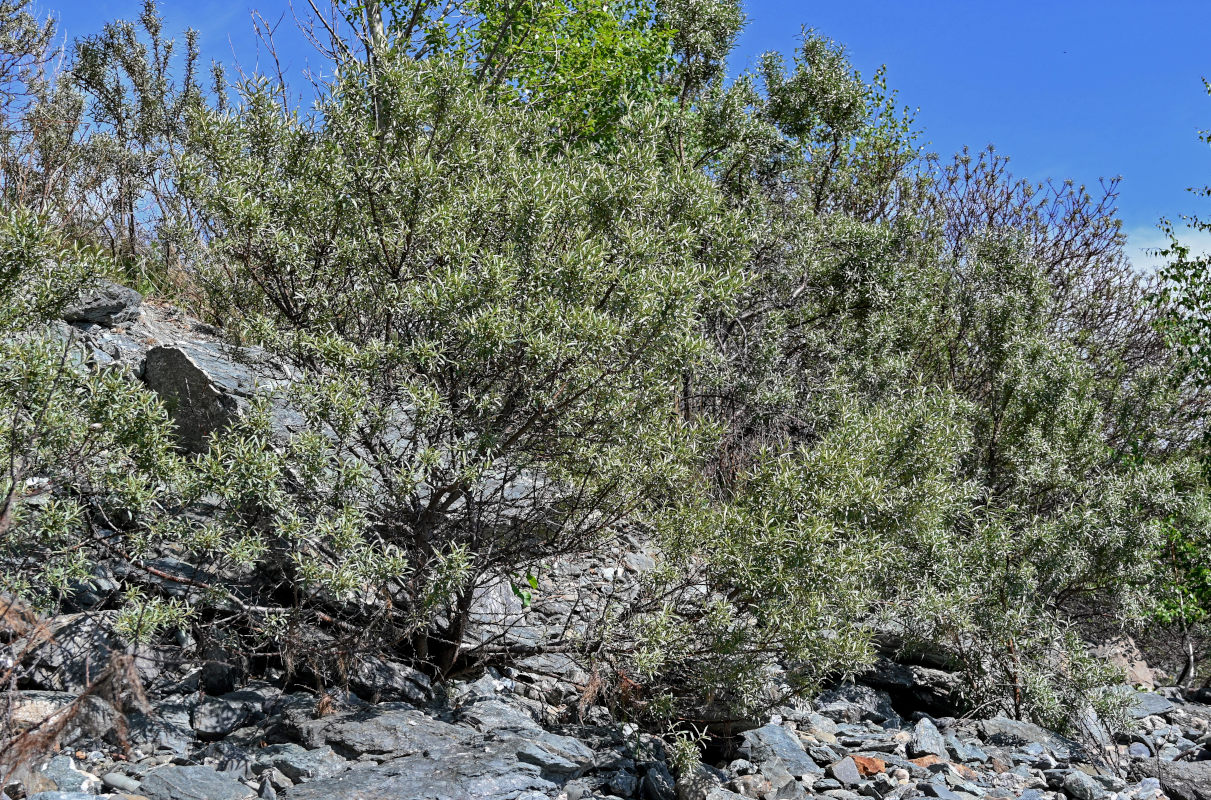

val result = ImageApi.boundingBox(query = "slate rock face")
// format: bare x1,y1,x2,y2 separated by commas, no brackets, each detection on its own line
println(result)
1136,760,1211,800
814,684,900,725
284,703,475,760
1127,689,1175,719
139,764,257,800
251,743,348,783
19,612,122,692
284,740,557,800
737,723,822,778
347,657,433,705
6,690,121,748
908,718,948,759
456,697,595,779
63,280,142,326
192,689,273,740
861,657,964,718
976,716,1075,754
143,344,251,453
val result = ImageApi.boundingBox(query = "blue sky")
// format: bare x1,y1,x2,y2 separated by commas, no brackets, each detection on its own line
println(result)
43,0,1211,267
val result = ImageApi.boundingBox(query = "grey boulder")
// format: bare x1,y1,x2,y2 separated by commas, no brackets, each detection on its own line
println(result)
29,756,100,794
285,704,475,760
63,281,142,327
18,611,164,693
1135,759,1211,800
976,716,1075,756
8,691,121,748
347,658,433,705
143,343,253,453
815,684,900,725
1061,770,1107,800
1126,691,1175,720
908,718,948,759
283,740,556,800
738,723,823,778
139,765,257,800
826,756,864,787
251,743,348,783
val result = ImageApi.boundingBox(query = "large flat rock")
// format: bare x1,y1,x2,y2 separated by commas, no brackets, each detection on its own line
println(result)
284,740,557,800
1136,760,1211,800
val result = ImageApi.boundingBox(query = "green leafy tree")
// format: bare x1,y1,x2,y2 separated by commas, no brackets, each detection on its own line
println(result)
326,0,679,142
1149,79,1211,685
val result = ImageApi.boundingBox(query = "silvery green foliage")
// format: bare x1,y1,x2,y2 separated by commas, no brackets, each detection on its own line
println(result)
0,210,177,615
4,0,1208,741
182,53,748,673
617,389,973,728
70,0,210,287
657,26,1208,729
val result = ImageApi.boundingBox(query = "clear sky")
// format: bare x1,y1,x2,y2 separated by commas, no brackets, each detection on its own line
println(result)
41,0,1211,267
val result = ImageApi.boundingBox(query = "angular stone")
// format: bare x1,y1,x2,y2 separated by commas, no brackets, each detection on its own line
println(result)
861,658,964,718
524,731,594,773
63,281,142,327
609,771,640,797
677,763,726,800
7,690,121,747
455,697,541,734
515,740,579,777
910,755,945,770
192,695,258,739
943,733,987,764
918,783,962,800
730,773,773,797
251,743,347,783
816,685,900,726
17,611,165,693
1061,770,1107,800
643,762,676,800
850,755,886,778
283,740,556,800
348,658,433,705
28,756,101,795
143,344,250,453
285,704,475,760
1127,691,1175,720
205,740,257,780
1091,636,1155,689
976,716,1074,756
139,765,257,800
809,745,842,765
739,723,823,778
1135,759,1211,800
827,757,864,787
200,649,246,695
704,789,749,800
909,718,948,759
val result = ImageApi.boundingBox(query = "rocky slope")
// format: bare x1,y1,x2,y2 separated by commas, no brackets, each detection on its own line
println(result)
5,285,1211,800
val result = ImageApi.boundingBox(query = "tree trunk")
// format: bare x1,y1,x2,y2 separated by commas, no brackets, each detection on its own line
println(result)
363,2,387,138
